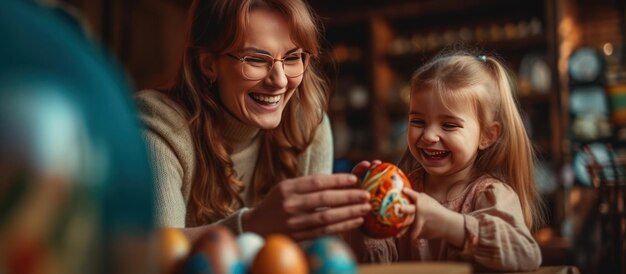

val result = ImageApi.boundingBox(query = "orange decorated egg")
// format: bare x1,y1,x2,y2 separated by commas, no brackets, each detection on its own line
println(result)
155,228,190,274
251,234,307,274
359,162,412,238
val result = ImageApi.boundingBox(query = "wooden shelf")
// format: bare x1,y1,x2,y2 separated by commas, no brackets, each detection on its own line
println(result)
313,0,543,26
315,0,562,176
518,92,553,103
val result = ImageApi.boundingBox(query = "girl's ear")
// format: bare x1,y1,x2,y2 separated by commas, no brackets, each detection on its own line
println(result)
479,121,501,150
198,51,218,81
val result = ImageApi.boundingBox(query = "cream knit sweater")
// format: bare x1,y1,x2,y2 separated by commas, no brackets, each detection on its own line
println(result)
136,89,333,234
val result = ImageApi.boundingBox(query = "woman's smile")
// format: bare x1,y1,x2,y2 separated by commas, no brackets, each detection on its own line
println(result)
249,93,282,105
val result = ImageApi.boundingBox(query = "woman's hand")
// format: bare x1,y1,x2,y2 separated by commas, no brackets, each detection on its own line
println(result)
398,188,465,246
242,173,372,241
351,160,382,178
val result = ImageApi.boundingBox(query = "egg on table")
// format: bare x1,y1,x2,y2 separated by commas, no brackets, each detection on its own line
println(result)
251,234,307,274
236,232,264,267
188,225,244,274
153,227,190,274
181,253,212,274
359,162,412,238
305,236,357,274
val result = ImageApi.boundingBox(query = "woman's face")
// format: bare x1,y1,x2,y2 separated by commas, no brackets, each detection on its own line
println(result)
211,8,303,129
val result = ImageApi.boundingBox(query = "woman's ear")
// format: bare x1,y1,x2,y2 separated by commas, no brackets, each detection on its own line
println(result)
198,51,218,81
479,121,501,150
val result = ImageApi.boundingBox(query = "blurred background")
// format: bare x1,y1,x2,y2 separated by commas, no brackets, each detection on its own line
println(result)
5,0,626,273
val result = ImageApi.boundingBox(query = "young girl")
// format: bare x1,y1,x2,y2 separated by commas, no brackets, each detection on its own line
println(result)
347,51,543,272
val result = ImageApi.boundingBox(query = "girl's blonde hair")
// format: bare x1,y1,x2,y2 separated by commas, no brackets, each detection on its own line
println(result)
399,50,544,230
165,0,329,226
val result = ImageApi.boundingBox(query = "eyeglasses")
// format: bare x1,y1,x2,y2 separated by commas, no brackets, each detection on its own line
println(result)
226,52,311,80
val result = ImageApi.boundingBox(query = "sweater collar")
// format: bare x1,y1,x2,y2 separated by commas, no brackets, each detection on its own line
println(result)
220,109,261,150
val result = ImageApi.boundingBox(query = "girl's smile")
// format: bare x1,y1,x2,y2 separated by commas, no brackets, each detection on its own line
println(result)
407,89,483,184
420,148,450,161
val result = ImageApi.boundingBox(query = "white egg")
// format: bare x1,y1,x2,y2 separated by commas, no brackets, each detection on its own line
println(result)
236,232,265,266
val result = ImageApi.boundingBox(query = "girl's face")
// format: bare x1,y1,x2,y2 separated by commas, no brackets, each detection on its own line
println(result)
209,8,304,129
407,89,485,182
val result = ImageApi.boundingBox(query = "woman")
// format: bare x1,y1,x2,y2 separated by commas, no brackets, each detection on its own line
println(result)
136,0,371,242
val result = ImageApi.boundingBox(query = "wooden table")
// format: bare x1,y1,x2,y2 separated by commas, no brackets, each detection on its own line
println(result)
359,263,471,274
358,263,580,274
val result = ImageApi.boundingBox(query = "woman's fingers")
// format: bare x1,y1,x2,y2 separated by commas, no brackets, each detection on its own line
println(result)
286,203,371,230
351,159,383,177
295,189,370,210
255,174,373,239
289,174,359,194
351,161,372,176
291,217,365,241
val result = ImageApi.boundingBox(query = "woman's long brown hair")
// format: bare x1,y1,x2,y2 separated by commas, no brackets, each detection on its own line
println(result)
166,0,329,226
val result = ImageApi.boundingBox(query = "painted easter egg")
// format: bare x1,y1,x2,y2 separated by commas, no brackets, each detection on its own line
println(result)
181,253,212,274
189,225,245,274
359,162,411,238
251,234,307,274
236,232,265,268
156,228,190,274
305,236,357,274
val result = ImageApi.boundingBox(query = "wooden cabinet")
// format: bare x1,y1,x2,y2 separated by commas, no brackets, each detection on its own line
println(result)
59,0,188,90
311,0,562,171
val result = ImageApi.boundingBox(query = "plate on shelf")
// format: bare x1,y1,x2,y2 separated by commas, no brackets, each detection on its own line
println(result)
519,52,552,94
569,86,609,116
568,47,605,84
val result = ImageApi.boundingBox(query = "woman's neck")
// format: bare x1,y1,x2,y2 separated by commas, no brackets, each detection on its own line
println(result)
219,109,261,152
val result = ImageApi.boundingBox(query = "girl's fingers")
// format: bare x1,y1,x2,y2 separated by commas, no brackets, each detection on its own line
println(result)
401,189,422,240
399,204,415,215
397,226,410,238
402,188,419,202
410,217,421,241
396,205,415,238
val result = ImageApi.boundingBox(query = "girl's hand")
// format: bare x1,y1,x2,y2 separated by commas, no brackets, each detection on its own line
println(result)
242,174,372,241
396,198,416,238
398,188,465,246
351,160,382,178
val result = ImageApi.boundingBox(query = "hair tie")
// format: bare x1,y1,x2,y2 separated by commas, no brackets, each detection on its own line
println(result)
477,55,487,62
